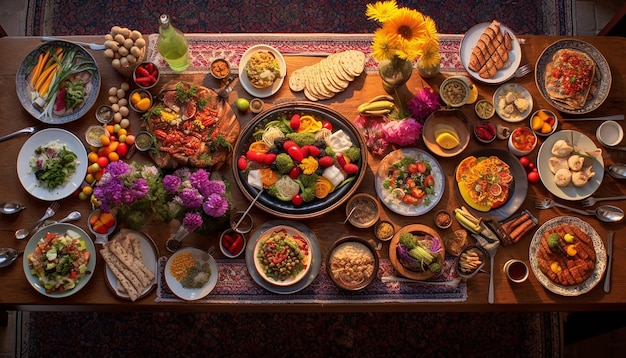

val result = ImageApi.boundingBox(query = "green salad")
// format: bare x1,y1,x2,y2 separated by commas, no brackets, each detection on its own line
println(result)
29,140,78,188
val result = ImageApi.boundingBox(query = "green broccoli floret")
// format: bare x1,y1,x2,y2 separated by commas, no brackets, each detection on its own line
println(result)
275,153,295,175
547,233,563,253
399,232,418,250
286,132,317,146
267,184,279,198
300,187,316,202
324,146,335,158
297,172,319,189
429,261,442,274
344,146,361,162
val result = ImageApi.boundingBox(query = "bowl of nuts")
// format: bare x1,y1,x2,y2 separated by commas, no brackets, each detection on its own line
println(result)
440,76,471,107
326,236,379,291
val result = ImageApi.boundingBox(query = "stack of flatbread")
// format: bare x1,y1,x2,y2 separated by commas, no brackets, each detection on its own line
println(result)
544,48,598,110
468,20,514,79
100,233,155,301
288,50,365,101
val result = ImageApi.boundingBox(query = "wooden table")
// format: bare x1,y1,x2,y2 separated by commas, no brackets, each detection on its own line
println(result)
0,35,625,312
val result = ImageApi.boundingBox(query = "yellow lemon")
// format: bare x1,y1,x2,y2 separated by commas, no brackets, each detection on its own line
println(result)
467,84,479,104
435,132,460,149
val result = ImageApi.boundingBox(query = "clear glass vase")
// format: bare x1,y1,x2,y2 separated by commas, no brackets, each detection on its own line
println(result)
378,56,413,93
416,56,440,78
166,225,190,253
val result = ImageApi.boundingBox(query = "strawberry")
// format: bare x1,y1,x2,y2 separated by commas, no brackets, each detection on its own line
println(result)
318,156,334,167
343,163,359,175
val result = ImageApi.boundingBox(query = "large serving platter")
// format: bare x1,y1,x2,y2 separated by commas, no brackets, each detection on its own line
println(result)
233,101,367,219
104,230,158,301
375,148,444,216
534,39,611,115
245,220,321,294
16,40,101,124
459,22,522,84
16,128,88,201
536,130,603,201
529,216,606,296
164,247,219,301
238,44,287,98
454,148,527,221
23,223,96,298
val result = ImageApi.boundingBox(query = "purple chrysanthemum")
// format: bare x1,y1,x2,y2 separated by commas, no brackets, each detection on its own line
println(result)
130,178,149,198
163,175,181,193
182,212,203,232
201,180,226,197
406,87,441,123
189,169,209,188
179,188,204,209
202,193,229,217
105,161,132,177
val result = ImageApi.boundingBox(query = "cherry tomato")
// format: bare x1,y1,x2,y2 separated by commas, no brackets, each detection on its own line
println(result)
292,194,303,206
237,156,248,171
322,121,332,130
519,156,530,167
290,114,301,130
527,170,540,183
289,166,301,179
415,161,427,173
407,163,418,174
423,175,435,187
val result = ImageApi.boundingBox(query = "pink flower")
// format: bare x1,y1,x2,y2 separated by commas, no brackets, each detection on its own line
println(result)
382,117,423,146
406,87,441,123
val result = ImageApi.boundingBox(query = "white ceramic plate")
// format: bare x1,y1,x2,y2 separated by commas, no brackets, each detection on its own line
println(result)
529,216,606,296
16,40,101,124
493,83,533,123
375,148,445,216
238,44,287,98
23,223,96,298
104,230,158,300
164,247,218,301
537,130,604,201
253,225,312,286
459,22,522,84
16,128,88,201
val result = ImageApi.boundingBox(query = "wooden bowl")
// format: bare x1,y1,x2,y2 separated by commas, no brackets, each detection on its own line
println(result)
389,224,445,281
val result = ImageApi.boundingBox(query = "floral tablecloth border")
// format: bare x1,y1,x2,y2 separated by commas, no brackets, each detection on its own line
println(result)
147,33,466,75
155,257,467,304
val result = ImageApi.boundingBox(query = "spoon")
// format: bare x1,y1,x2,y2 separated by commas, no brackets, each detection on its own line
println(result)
0,247,23,268
43,211,82,226
594,205,625,223
607,164,626,180
0,201,25,214
0,126,37,143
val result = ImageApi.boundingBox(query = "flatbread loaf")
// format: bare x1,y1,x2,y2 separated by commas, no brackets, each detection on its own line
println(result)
544,48,597,110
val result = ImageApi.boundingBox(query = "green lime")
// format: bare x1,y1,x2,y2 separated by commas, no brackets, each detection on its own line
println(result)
235,98,250,112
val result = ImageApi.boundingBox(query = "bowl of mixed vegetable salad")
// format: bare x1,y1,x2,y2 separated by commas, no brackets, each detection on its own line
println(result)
233,102,367,218
23,223,96,298
16,40,100,124
253,225,312,286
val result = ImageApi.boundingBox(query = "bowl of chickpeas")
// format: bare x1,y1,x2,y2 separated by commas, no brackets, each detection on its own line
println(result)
440,76,471,107
326,236,379,291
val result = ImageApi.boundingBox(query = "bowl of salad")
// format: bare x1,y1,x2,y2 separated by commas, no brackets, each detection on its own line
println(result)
375,148,445,216
233,102,367,219
23,223,96,298
16,40,101,124
253,225,312,286
389,224,445,281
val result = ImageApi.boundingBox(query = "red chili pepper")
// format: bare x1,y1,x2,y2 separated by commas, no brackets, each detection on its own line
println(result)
136,66,150,77
222,234,235,247
228,234,244,255
135,77,152,86
145,62,154,73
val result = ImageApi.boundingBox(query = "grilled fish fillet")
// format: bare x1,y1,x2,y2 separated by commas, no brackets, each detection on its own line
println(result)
468,20,514,79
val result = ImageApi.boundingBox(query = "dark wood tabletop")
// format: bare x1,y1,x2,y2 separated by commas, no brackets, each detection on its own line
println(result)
0,35,625,312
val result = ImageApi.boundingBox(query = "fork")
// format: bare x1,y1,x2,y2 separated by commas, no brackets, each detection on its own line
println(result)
15,202,60,240
471,229,499,304
41,37,105,50
534,198,592,216
581,195,626,208
514,63,533,78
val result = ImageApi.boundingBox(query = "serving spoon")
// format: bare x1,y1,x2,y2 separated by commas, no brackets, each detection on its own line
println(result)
0,201,25,215
0,248,22,268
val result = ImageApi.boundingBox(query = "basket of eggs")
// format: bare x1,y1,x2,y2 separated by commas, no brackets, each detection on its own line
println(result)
103,26,146,78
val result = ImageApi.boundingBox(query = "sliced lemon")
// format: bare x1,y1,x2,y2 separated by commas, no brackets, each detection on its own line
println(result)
467,84,479,104
435,132,460,149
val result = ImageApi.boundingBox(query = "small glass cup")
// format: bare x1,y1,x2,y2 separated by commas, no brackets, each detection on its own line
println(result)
503,259,529,283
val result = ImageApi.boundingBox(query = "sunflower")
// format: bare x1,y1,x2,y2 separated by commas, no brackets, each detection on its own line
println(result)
370,29,399,61
365,0,399,23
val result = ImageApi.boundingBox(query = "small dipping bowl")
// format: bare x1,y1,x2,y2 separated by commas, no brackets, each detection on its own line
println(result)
249,98,264,114
85,125,109,147
475,99,495,119
508,127,537,156
129,88,153,113
134,131,154,152
230,211,254,234
374,220,395,241
346,193,380,228
326,236,379,291
455,244,488,279
503,259,529,283
133,61,160,89
440,76,471,107
597,120,624,147
530,109,558,137
474,120,497,144
434,210,452,229
87,209,117,244
95,104,114,124
210,59,231,80
219,229,246,258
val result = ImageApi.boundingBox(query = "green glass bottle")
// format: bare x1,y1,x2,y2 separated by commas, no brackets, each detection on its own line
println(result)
157,14,189,72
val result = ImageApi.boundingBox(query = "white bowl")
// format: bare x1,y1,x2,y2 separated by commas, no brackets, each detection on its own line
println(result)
596,120,624,147
530,109,558,137
219,229,246,258
493,83,533,122
508,127,537,156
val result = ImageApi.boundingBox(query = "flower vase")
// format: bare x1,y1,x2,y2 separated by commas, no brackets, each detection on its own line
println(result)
378,57,413,93
416,56,440,79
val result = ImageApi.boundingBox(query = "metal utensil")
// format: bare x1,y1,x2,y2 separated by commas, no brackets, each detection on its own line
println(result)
561,114,624,122
514,63,533,78
472,230,500,304
534,199,624,222
0,248,23,268
607,164,626,179
342,206,357,224
581,195,626,207
15,202,60,240
0,126,37,143
41,36,105,50
42,211,82,227
0,201,25,214
380,276,462,288
232,188,263,232
604,231,614,293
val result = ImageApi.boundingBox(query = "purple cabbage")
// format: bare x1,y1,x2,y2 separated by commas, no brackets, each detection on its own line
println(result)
396,244,424,272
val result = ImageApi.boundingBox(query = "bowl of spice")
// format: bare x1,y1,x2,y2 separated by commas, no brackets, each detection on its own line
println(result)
346,193,380,228
210,59,231,80
434,210,452,229
374,220,395,241
134,131,154,152
326,236,379,291
440,76,471,107
95,105,114,124
475,99,495,120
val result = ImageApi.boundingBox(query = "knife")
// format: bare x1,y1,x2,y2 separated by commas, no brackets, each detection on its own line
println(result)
603,231,614,293
561,114,624,122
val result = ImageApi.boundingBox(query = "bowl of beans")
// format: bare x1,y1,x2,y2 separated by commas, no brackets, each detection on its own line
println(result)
326,236,379,291
440,76,471,107
253,225,312,286
346,193,380,228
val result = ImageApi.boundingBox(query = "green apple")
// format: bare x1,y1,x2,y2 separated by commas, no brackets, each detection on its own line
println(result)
235,97,250,112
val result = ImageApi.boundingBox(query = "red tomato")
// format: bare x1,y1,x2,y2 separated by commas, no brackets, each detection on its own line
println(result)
292,194,303,206
322,121,332,130
116,142,128,157
415,161,427,173
528,170,540,183
290,114,301,130
237,156,248,171
407,163,418,174
423,175,435,188
289,166,301,179
96,156,109,168
519,156,530,167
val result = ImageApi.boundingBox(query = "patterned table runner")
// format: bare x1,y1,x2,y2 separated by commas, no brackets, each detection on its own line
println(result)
147,33,466,75
156,257,467,304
